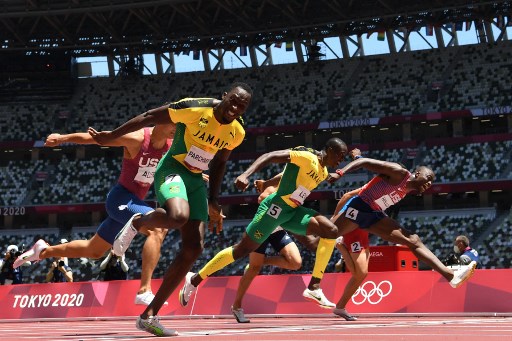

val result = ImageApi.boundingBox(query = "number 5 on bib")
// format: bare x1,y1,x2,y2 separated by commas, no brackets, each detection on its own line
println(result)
266,204,282,219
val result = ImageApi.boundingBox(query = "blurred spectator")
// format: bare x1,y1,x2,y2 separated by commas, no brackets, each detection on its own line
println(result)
443,235,481,269
0,245,28,285
46,257,73,283
453,235,481,268
99,251,129,281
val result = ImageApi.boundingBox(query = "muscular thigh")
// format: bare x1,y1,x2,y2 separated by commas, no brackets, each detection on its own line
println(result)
154,157,207,222
96,217,124,245
367,217,412,245
246,194,295,243
268,229,294,252
341,196,386,228
105,184,154,225
343,228,370,253
280,206,317,236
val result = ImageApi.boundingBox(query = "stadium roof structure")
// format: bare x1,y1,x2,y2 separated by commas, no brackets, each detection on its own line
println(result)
0,0,510,56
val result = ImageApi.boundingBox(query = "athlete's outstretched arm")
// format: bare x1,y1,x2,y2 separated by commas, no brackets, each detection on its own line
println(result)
331,158,407,185
235,150,290,191
89,105,173,144
45,131,140,149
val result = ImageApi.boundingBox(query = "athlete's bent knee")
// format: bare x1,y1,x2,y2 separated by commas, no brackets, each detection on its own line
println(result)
247,264,263,274
353,268,368,281
166,210,189,227
324,224,338,239
146,227,167,241
287,256,302,270
408,234,423,248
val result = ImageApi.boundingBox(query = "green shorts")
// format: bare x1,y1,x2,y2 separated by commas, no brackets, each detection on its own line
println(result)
154,155,208,222
245,192,317,243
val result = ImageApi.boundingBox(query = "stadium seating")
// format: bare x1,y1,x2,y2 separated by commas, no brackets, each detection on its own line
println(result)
479,213,512,269
1,42,511,141
422,141,512,182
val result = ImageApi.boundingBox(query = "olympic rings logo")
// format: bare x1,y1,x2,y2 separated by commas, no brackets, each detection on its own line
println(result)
351,280,392,305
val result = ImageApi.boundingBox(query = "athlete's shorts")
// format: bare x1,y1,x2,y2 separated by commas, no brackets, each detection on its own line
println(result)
340,228,369,253
97,184,154,244
246,192,317,243
340,196,386,229
153,155,208,222
254,229,294,254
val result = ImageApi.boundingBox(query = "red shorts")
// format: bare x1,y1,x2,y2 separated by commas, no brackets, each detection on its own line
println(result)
342,229,369,253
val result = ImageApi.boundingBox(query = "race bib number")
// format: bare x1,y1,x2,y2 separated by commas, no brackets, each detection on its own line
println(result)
345,207,359,220
183,145,214,171
266,204,282,219
164,174,182,184
289,185,310,206
134,166,156,185
351,242,362,253
374,192,401,211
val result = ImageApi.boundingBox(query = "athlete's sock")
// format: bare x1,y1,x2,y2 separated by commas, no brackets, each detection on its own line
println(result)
198,246,235,279
312,238,336,279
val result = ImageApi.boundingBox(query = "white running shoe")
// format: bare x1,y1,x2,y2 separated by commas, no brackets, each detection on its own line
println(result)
450,261,477,288
136,315,178,337
13,239,49,269
333,307,358,321
112,213,141,256
178,272,197,307
231,306,250,323
302,288,336,309
134,291,168,306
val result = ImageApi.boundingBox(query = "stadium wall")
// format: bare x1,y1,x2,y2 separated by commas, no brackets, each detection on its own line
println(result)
0,270,510,320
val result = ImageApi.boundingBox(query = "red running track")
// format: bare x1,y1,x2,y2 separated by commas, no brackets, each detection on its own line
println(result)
1,315,512,340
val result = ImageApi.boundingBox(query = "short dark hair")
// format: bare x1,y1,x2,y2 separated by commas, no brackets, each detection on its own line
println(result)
229,82,253,96
415,165,435,179
325,137,347,152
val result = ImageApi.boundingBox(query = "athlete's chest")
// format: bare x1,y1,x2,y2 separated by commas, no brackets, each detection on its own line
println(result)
296,161,327,188
186,115,234,150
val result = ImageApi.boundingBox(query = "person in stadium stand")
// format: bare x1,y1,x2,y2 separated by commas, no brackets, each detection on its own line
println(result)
46,256,73,283
452,235,481,268
84,82,253,337
305,157,477,312
0,245,28,285
176,138,348,333
100,250,130,281
14,124,175,305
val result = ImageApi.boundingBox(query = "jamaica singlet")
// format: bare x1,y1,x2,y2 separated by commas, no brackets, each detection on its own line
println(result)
166,98,245,173
276,147,328,208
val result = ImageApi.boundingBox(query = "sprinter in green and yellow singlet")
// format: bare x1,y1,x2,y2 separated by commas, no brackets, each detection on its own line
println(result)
89,82,253,337
178,138,348,314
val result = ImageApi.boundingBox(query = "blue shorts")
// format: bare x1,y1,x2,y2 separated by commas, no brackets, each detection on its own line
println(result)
254,229,293,254
341,196,386,229
96,184,154,244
